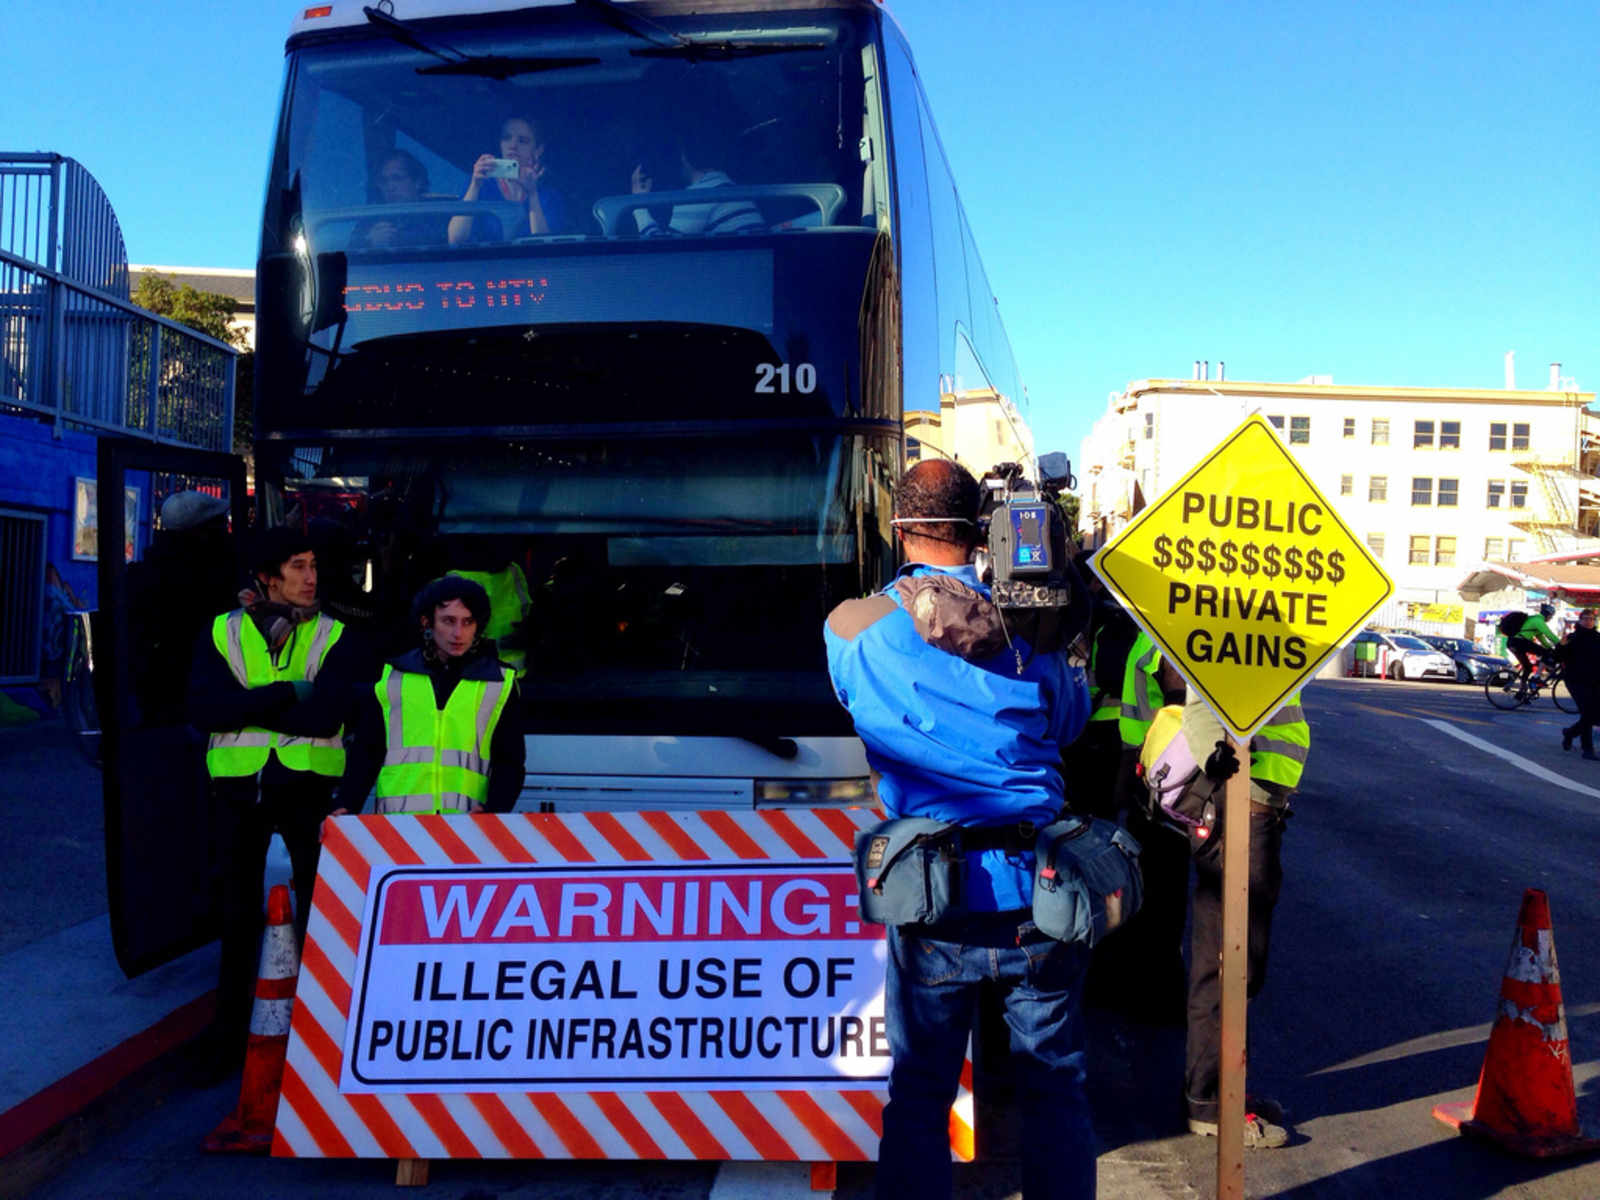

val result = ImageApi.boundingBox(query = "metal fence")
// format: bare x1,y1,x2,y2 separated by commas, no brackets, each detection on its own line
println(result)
0,508,45,683
0,152,235,452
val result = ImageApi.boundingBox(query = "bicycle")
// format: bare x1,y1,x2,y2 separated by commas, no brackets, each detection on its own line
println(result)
1484,654,1577,713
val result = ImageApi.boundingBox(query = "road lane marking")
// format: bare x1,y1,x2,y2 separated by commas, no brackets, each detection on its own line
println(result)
1351,701,1491,728
1417,718,1600,800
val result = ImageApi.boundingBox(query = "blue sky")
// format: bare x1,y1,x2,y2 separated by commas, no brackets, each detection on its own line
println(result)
5,1,1593,460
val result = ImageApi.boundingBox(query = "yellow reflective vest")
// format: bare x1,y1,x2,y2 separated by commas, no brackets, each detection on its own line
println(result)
446,565,532,676
374,661,515,815
206,610,346,778
1116,632,1164,749
1250,693,1310,790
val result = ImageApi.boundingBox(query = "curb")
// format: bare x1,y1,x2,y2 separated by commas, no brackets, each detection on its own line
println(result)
0,991,216,1197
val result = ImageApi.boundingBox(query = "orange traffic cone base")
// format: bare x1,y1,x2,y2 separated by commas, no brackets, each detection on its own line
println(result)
1433,1099,1600,1159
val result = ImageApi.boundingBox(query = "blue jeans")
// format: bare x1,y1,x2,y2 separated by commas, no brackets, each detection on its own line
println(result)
878,912,1096,1199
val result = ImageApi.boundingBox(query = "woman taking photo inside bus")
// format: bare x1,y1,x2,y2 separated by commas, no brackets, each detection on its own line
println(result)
447,115,568,244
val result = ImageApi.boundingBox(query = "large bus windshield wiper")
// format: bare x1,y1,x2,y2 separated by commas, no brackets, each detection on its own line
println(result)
363,5,598,78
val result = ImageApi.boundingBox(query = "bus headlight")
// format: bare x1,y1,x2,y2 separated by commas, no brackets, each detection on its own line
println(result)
754,778,874,807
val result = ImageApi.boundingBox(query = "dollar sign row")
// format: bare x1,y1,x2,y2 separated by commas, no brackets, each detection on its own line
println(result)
1151,534,1346,584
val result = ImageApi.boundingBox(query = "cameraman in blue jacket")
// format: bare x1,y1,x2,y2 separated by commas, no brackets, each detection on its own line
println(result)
824,459,1094,1200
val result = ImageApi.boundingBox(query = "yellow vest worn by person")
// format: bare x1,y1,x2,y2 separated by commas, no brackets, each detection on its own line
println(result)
206,610,346,778
373,657,515,815
445,565,532,676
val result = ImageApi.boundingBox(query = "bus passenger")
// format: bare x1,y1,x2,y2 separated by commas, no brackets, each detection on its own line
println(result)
351,150,443,250
628,124,762,236
447,115,568,244
337,576,526,815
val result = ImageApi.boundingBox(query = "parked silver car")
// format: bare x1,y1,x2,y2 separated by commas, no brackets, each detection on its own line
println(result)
1353,629,1457,681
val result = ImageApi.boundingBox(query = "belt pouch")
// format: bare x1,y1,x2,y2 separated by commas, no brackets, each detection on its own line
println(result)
1031,816,1144,945
854,817,965,927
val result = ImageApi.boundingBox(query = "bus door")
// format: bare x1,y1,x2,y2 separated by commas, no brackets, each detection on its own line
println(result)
97,437,248,977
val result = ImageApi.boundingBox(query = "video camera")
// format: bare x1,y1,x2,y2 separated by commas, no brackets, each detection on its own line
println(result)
973,461,1090,656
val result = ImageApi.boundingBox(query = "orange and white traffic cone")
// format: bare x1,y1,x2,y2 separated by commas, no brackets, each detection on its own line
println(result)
203,884,298,1155
1433,889,1600,1157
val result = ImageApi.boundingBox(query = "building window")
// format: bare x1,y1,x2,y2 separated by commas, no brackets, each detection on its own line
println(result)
1370,475,1388,502
1440,420,1460,450
1489,422,1507,451
1371,418,1389,446
1343,417,1355,438
1267,414,1285,430
1510,481,1528,509
1437,478,1459,507
1411,477,1433,505
1289,416,1310,444
1487,480,1504,507
1484,537,1505,560
1414,420,1435,448
1144,412,1154,440
1367,533,1385,558
1409,535,1430,565
1340,474,1353,496
1435,536,1456,566
1512,422,1530,451
1508,537,1526,561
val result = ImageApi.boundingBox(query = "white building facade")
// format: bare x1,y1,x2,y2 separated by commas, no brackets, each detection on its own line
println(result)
1079,377,1600,608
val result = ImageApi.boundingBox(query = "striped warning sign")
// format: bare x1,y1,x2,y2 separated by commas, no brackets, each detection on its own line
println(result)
272,810,976,1162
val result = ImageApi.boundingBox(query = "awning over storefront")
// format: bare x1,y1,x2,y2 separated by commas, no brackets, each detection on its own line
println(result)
1457,559,1600,601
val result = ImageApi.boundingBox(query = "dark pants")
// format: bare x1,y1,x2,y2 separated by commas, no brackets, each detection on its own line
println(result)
1507,636,1540,676
1564,681,1600,752
1184,805,1287,1120
879,913,1094,1200
212,767,334,1059
1085,806,1190,1021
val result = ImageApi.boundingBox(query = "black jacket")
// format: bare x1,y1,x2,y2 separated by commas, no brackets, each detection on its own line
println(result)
338,644,527,813
1561,626,1600,688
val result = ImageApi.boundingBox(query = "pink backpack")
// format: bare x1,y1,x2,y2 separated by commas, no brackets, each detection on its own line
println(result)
1137,706,1223,865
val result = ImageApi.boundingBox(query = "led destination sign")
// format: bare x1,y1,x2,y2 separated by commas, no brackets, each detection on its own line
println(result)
330,250,775,336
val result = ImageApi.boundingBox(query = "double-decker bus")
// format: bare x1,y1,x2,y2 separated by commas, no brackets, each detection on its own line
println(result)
101,0,1036,972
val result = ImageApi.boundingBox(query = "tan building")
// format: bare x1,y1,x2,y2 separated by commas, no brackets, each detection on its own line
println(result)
1078,374,1598,617
906,385,1035,479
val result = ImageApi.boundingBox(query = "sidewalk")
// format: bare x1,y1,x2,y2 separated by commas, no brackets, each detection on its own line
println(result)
0,916,219,1157
0,720,221,1176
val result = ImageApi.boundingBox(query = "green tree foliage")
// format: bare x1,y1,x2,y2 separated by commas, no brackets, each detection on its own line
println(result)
133,272,253,457
132,273,245,348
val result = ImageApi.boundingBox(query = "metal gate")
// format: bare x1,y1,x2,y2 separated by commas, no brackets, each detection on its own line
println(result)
0,507,45,683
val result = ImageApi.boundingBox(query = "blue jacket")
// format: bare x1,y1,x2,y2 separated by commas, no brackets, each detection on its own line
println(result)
824,564,1090,910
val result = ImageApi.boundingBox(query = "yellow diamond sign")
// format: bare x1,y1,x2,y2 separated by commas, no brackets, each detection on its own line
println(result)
1091,413,1394,738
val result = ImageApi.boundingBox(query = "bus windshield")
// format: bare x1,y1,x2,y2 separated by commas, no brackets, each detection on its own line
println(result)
260,431,889,735
273,6,876,252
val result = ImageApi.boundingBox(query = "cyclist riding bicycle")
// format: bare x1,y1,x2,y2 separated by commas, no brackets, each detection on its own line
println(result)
1501,603,1560,682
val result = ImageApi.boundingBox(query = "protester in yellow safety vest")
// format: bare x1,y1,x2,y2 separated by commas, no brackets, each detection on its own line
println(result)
186,525,357,1070
339,575,526,815
446,562,532,677
1173,691,1309,1149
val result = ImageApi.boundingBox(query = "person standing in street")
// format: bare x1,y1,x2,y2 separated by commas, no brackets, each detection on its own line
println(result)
187,526,357,1065
823,459,1095,1200
338,574,525,815
1178,691,1308,1149
1560,607,1600,759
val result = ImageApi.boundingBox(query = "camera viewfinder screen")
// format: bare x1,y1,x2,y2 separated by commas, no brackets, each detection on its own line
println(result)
1010,504,1050,569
